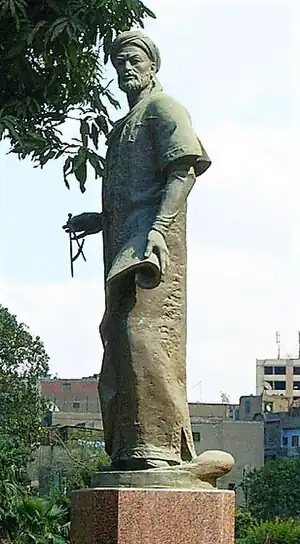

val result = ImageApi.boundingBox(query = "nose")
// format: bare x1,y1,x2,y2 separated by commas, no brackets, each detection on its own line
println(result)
124,59,133,72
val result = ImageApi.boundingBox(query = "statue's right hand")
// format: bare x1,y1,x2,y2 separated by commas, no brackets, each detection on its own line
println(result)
62,212,103,239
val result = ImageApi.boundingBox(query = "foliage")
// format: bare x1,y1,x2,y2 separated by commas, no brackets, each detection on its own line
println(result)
0,436,71,542
41,437,109,494
241,458,300,520
0,0,156,192
3,494,70,543
0,305,49,452
0,435,27,540
237,519,300,544
235,508,257,541
0,434,68,543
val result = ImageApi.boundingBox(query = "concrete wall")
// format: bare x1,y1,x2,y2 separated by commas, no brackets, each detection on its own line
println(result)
49,402,240,429
52,411,103,429
191,420,264,504
189,403,237,420
28,445,74,494
239,395,262,421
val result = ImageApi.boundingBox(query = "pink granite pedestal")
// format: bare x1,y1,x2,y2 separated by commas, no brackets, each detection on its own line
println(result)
70,488,235,544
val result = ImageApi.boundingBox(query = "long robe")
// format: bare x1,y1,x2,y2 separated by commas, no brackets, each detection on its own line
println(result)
98,89,211,465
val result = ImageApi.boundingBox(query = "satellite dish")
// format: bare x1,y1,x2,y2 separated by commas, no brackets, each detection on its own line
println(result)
264,382,272,391
47,401,60,413
220,392,230,404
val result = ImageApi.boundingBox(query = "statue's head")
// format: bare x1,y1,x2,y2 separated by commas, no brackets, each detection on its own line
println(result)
110,31,161,94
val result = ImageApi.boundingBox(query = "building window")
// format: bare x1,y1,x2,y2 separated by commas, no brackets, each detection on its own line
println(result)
62,383,71,392
274,366,286,375
293,382,300,390
264,366,273,375
73,401,80,410
282,436,288,447
192,432,200,442
266,381,286,391
292,435,299,447
294,367,300,375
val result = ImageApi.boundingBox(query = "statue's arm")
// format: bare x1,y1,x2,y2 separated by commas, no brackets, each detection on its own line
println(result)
144,161,196,275
144,95,211,273
151,160,196,238
62,212,103,239
147,94,211,238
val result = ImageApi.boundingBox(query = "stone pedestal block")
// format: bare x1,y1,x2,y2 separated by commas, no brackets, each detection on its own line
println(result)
70,488,235,544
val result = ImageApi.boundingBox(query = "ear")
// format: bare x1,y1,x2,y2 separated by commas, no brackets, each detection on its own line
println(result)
150,62,156,76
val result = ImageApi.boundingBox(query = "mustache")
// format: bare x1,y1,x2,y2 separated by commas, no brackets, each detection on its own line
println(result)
123,72,138,78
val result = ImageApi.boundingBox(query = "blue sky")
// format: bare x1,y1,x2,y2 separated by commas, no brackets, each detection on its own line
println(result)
0,1,297,402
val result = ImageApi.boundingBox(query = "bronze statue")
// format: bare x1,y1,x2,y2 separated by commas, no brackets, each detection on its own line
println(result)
64,31,233,483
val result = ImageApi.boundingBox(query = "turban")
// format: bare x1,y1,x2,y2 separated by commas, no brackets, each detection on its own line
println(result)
110,31,161,72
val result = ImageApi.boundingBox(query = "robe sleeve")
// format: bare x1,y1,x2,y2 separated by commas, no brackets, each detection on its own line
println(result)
147,93,211,177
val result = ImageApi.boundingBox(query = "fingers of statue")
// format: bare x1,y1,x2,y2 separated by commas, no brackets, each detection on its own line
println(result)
144,239,154,259
62,213,102,235
160,247,170,276
144,229,170,276
62,224,73,233
76,227,103,239
62,219,76,233
62,216,84,234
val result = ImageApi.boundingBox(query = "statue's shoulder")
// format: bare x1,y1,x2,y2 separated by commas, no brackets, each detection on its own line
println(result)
146,92,187,116
148,91,184,110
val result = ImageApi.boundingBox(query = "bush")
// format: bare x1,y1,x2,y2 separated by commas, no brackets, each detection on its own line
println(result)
4,495,70,544
238,519,300,544
242,458,300,520
0,435,31,540
235,508,257,541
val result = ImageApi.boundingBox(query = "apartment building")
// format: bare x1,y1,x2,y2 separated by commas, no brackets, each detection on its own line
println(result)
256,358,300,403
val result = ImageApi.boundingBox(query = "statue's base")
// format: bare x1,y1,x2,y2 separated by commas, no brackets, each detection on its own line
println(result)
91,450,235,489
70,488,235,544
91,468,213,489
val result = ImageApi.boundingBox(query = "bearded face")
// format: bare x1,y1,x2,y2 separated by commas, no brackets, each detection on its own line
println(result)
119,70,153,93
114,46,155,94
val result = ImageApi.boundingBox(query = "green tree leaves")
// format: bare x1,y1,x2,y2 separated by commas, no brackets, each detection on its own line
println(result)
242,458,300,520
0,305,49,453
242,520,300,544
0,0,156,191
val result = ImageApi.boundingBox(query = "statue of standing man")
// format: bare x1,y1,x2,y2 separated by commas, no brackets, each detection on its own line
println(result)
64,32,232,482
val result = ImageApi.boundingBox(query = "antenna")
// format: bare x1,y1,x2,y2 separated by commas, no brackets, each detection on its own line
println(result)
276,331,281,360
220,391,230,404
193,381,202,402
